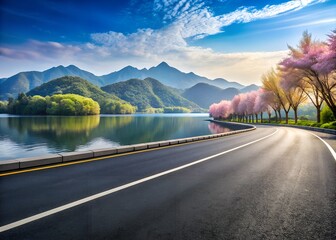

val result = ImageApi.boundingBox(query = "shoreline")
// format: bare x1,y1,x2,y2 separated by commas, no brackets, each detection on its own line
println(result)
0,121,255,173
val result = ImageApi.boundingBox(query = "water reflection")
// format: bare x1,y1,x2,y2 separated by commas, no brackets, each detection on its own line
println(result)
0,114,231,160
208,122,231,134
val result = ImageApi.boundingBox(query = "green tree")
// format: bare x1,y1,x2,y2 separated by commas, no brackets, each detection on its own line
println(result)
0,101,8,113
12,93,30,114
321,105,335,123
46,94,100,115
101,99,136,114
24,95,47,115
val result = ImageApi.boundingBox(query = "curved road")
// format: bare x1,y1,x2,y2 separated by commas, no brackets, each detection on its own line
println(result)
1,125,336,239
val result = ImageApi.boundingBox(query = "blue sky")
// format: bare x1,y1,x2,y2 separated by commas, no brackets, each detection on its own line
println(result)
0,0,335,84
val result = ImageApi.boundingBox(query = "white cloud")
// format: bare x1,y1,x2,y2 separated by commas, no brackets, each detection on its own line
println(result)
269,18,336,31
0,0,327,84
150,0,326,40
0,40,81,60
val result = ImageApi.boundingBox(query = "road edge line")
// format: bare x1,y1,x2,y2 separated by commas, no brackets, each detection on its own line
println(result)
309,132,336,161
0,128,278,233
0,126,256,176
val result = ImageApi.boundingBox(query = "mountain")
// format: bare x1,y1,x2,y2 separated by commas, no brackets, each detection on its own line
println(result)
0,78,7,84
27,76,121,104
183,83,240,108
101,62,209,89
100,65,147,84
0,65,103,99
211,78,244,89
0,62,250,100
101,77,201,111
240,84,260,93
101,62,245,89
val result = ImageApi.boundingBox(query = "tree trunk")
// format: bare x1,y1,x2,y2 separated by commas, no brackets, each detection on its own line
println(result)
285,111,289,124
255,114,258,123
316,107,321,123
260,112,263,123
274,110,278,123
294,107,298,124
278,110,282,123
268,112,271,123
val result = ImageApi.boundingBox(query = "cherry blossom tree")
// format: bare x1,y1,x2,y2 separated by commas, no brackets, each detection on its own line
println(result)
245,91,258,123
209,100,232,120
231,95,241,121
254,89,271,123
237,93,248,122
280,30,336,120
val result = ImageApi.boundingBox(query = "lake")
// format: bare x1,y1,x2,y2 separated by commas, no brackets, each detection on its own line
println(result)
0,113,232,161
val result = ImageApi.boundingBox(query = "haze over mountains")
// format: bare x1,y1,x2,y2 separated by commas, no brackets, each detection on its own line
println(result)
183,83,240,109
0,62,258,100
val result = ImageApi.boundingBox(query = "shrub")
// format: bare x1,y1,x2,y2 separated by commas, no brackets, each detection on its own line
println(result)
101,99,136,114
46,94,100,115
321,105,335,123
320,121,336,130
0,101,8,113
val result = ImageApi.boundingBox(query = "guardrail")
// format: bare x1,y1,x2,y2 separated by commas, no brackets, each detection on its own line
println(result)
0,121,255,172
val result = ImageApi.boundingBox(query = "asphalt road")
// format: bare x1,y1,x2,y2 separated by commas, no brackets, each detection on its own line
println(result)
1,125,336,239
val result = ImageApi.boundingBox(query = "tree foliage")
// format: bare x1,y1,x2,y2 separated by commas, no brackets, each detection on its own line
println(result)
26,76,136,114
6,93,100,115
280,30,336,122
209,29,335,125
100,99,136,114
321,105,335,123
0,101,8,113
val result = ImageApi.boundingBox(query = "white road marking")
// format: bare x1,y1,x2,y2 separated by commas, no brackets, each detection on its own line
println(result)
310,132,336,161
0,128,279,233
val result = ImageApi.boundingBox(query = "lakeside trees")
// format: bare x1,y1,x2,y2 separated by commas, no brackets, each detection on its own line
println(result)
100,99,136,114
5,93,100,115
209,29,336,125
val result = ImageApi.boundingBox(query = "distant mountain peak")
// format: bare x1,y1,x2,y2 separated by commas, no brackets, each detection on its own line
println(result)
66,64,80,70
121,65,138,71
156,61,170,68
240,84,260,93
213,78,228,83
54,65,66,69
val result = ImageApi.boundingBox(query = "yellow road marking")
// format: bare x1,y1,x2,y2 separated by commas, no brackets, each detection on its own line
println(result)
0,128,277,233
0,134,240,177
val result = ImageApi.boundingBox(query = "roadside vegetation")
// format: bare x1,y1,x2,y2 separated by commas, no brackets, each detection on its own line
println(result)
209,29,336,130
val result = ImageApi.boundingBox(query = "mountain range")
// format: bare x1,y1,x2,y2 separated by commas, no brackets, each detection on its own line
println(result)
102,78,201,112
0,62,258,100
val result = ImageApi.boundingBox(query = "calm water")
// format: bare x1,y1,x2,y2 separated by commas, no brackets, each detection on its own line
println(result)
0,113,231,160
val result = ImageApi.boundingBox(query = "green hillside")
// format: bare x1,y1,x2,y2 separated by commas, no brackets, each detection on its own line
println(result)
27,76,136,114
101,78,202,112
0,65,103,99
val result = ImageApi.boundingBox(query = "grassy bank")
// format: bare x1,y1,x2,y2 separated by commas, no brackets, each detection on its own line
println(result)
266,119,336,130
251,119,336,130
224,119,336,130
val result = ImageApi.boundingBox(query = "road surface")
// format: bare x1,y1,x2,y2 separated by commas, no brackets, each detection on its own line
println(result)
1,125,336,239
